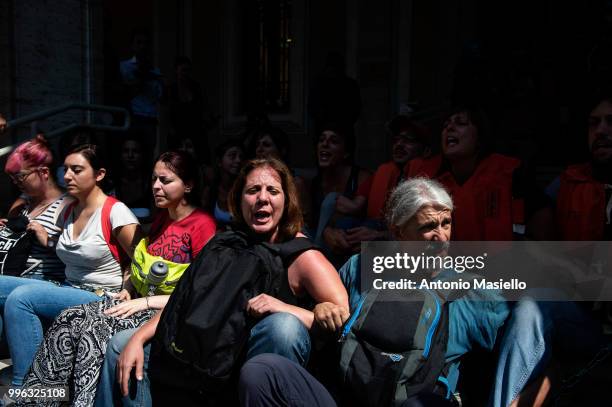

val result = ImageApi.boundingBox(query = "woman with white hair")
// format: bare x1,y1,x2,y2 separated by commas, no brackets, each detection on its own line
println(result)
384,177,453,241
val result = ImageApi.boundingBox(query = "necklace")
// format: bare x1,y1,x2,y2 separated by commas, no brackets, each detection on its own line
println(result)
28,196,58,219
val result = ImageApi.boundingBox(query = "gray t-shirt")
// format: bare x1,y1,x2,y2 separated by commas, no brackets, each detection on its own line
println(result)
56,201,138,290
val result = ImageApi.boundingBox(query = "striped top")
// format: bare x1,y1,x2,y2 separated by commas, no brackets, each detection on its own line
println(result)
21,194,71,280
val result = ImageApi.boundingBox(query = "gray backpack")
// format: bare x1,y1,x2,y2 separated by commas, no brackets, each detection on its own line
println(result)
338,286,450,407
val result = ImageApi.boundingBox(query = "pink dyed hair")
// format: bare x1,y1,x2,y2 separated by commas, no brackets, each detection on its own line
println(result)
5,134,53,174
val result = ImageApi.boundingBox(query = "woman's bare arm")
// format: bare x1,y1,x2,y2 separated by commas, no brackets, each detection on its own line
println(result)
288,248,350,331
117,311,161,395
114,223,143,261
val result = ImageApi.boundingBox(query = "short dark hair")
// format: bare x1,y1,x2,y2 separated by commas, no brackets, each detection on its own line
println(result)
318,122,356,162
388,115,430,146
228,158,303,242
585,88,612,117
156,150,200,206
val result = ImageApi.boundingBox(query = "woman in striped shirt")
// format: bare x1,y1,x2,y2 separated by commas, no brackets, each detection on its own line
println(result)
0,134,73,333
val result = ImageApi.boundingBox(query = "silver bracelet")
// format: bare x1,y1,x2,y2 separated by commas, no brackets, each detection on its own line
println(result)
145,296,150,309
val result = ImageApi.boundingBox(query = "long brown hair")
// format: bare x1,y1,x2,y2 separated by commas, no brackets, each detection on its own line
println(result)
228,158,303,242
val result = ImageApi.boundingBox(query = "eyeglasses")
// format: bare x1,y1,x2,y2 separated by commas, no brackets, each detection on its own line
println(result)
8,167,43,183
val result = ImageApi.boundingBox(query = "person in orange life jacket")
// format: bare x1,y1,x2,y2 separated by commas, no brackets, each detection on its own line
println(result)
540,93,612,364
331,115,431,247
545,94,612,240
406,106,535,241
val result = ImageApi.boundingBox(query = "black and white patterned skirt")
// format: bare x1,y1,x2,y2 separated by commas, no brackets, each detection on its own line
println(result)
19,297,155,406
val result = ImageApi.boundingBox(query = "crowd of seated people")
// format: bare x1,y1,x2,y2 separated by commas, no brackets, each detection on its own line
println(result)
0,87,610,407
240,177,604,407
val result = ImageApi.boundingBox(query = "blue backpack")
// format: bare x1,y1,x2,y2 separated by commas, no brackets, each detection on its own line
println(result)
338,284,450,406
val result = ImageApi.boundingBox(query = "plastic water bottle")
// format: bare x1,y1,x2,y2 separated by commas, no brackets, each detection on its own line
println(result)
147,261,168,296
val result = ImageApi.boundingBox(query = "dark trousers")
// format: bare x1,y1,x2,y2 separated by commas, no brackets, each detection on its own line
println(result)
239,354,337,407
239,354,454,407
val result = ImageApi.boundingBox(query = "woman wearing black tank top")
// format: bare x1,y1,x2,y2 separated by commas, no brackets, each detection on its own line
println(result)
308,123,370,267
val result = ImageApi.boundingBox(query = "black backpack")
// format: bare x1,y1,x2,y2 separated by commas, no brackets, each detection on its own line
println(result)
0,215,33,277
149,230,317,395
338,258,450,407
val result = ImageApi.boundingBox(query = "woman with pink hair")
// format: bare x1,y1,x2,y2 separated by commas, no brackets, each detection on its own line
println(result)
0,135,73,336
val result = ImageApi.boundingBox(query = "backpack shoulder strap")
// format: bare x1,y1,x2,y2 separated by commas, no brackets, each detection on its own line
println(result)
52,194,71,225
101,196,122,264
62,200,78,223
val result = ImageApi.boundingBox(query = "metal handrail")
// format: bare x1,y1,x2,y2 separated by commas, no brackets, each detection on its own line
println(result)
0,102,131,157
6,102,130,133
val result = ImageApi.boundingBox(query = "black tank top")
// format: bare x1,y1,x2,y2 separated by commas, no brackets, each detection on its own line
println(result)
311,165,361,227
275,237,317,310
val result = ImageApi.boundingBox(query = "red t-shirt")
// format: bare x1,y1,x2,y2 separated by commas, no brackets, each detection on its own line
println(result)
147,208,216,264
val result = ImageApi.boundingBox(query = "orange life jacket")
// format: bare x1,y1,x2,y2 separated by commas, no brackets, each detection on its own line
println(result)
366,161,402,220
557,163,606,240
407,154,524,241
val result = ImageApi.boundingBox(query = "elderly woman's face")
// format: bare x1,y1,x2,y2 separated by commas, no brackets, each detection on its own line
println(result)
396,205,452,242
241,166,286,240
441,112,478,159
